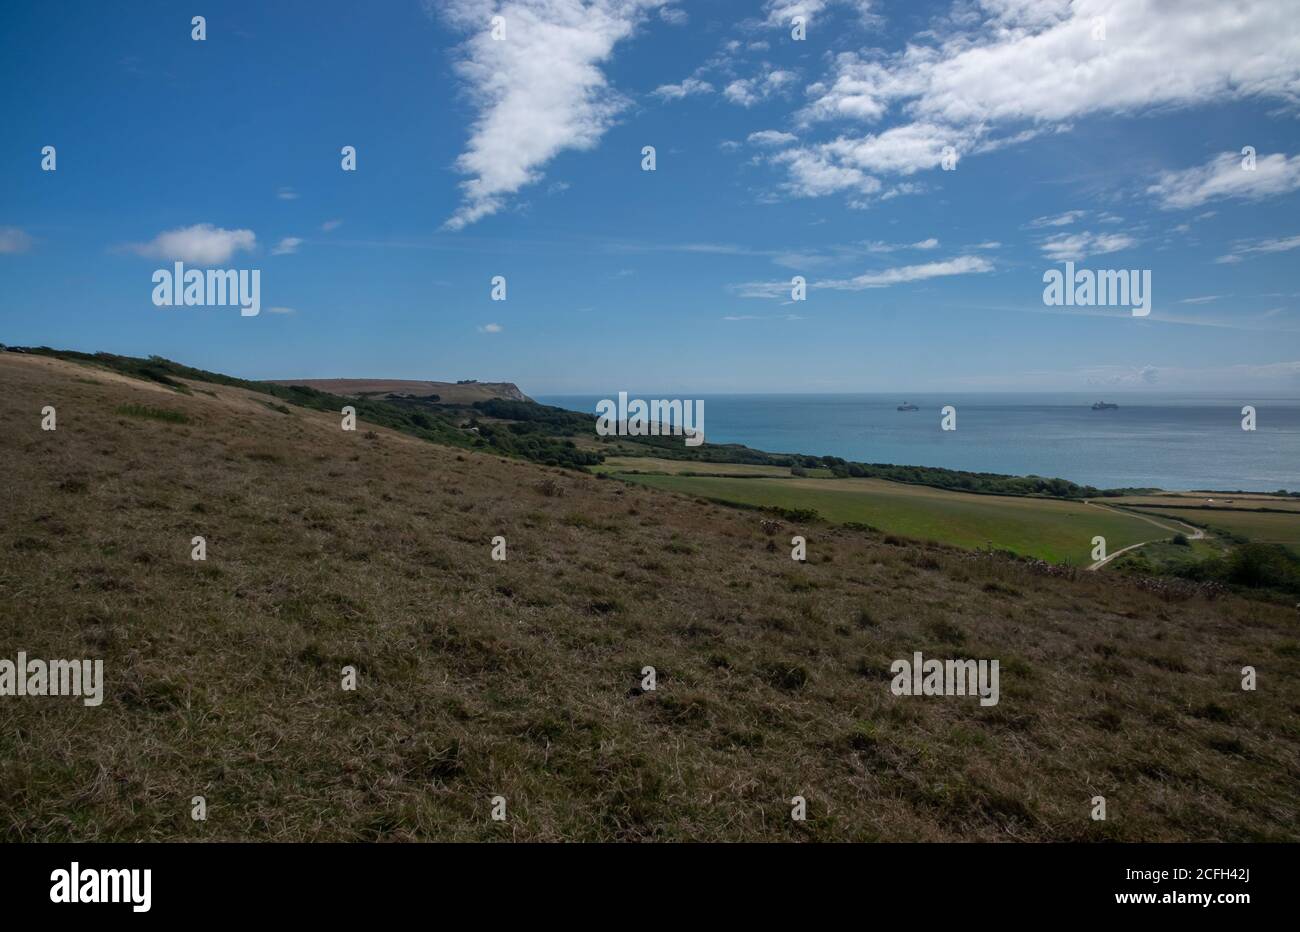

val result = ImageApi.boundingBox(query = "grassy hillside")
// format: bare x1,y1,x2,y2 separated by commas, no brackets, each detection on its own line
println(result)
2,352,1298,842
268,378,532,405
616,474,1167,564
5,346,597,469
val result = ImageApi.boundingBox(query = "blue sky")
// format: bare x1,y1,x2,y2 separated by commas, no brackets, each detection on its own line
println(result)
2,0,1299,394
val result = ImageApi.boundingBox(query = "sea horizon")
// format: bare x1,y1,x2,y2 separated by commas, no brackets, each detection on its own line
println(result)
538,391,1300,493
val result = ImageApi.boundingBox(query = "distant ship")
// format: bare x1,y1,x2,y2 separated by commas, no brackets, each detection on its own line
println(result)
1091,401,1118,410
897,402,919,411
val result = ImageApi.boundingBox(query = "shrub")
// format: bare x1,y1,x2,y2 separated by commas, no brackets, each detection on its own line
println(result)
535,478,564,497
1226,543,1300,590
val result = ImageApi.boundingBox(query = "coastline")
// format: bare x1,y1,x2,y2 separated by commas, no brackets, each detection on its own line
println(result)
538,392,1300,494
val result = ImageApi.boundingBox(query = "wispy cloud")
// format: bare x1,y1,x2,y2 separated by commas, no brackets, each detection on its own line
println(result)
1215,234,1300,264
762,1,875,28
478,322,504,333
819,255,993,290
864,237,938,253
723,69,797,107
1027,210,1086,229
271,236,303,256
1040,231,1136,262
1082,364,1161,387
735,255,993,297
1148,151,1300,209
609,236,947,270
0,226,33,254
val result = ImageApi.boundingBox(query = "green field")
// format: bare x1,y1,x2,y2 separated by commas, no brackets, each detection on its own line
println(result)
617,474,1169,564
1125,506,1300,553
1109,493,1300,514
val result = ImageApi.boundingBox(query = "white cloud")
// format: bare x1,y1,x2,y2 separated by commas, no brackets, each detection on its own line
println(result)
276,187,299,200
764,1,828,25
1178,295,1221,304
0,227,33,254
1148,151,1300,210
271,237,303,256
911,2,1298,127
659,6,687,25
723,70,796,107
433,0,657,231
747,130,798,147
776,0,1300,204
762,1,874,28
788,121,969,190
772,146,881,197
736,255,992,297
128,223,256,265
321,219,343,232
266,306,297,315
479,322,504,333
1040,231,1136,262
652,77,713,101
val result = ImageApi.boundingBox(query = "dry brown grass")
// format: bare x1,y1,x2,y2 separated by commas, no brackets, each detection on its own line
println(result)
2,352,1298,841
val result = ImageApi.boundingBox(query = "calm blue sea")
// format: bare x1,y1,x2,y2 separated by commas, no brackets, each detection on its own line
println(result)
535,393,1300,492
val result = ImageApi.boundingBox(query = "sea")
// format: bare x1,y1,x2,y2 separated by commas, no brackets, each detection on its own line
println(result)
534,393,1300,493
